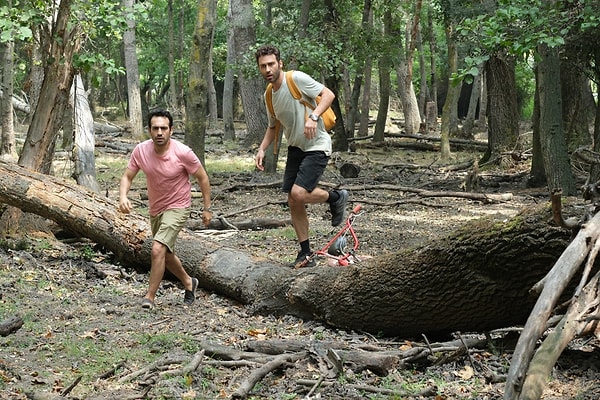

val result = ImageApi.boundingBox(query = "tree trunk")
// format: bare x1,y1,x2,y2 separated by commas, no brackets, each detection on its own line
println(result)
0,37,16,160
590,98,600,184
560,55,594,152
373,8,393,143
439,23,457,160
185,0,216,165
462,64,482,139
537,44,576,195
230,0,269,150
207,55,218,128
70,74,101,192
354,0,373,138
297,0,311,41
122,0,144,139
358,59,372,137
528,71,547,187
222,10,237,142
396,62,421,135
0,159,576,338
477,70,487,129
26,27,45,117
167,0,178,111
18,0,81,174
417,24,427,121
484,54,520,164
399,0,422,136
427,7,438,116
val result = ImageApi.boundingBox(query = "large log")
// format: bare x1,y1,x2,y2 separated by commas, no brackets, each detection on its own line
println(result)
0,160,574,337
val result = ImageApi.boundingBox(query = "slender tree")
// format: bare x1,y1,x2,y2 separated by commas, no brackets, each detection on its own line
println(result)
438,21,457,160
0,34,16,159
186,0,217,164
222,2,236,142
122,0,143,139
230,0,269,160
373,7,393,143
461,64,482,139
397,0,422,135
167,0,178,111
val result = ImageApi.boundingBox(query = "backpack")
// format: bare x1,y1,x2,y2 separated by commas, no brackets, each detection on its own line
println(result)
265,70,337,153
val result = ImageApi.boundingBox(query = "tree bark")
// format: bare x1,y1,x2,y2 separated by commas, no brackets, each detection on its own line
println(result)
185,0,216,164
0,159,578,338
230,0,268,150
122,0,144,139
350,0,372,139
18,0,80,174
462,64,482,139
560,48,595,152
222,6,237,142
1,35,16,160
70,74,101,192
167,0,178,112
536,44,576,195
398,0,422,136
439,23,458,160
373,9,392,143
484,54,521,165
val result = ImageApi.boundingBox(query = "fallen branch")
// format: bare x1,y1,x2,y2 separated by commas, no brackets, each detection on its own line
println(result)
117,356,186,383
504,210,600,399
230,351,308,399
342,183,513,203
158,350,205,378
519,272,600,400
296,378,438,397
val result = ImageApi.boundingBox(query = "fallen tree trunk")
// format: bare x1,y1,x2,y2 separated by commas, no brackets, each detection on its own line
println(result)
0,160,576,337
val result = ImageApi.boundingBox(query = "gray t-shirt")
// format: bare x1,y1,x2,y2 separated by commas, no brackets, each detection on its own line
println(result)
266,71,332,156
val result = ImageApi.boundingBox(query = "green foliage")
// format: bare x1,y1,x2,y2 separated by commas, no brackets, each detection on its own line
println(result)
0,2,42,42
459,0,598,58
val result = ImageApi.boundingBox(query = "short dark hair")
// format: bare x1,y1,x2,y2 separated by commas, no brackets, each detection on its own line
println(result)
255,45,280,64
147,109,173,128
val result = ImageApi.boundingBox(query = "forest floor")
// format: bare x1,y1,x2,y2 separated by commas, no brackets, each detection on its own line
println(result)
1,122,600,399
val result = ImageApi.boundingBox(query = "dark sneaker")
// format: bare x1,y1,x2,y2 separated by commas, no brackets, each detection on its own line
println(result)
141,298,155,309
289,251,316,269
330,189,349,226
184,277,198,305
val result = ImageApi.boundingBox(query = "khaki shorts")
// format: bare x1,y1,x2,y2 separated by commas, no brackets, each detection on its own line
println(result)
150,208,190,253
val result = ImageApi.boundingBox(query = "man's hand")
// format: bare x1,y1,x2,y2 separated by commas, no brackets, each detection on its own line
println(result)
202,210,212,226
255,148,265,171
304,118,317,139
119,197,132,213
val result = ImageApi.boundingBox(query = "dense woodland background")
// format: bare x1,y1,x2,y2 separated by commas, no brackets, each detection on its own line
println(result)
0,0,598,192
1,0,600,399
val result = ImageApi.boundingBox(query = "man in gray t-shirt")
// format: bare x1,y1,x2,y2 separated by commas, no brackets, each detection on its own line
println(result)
254,45,349,268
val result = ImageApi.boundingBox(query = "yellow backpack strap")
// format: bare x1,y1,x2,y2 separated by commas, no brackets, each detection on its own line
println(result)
265,82,275,118
264,82,281,155
286,70,301,100
287,70,317,111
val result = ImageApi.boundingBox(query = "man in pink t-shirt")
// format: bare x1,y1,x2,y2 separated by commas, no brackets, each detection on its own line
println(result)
119,109,212,309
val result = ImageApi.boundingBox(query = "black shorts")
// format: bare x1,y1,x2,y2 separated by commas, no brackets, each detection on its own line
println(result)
282,146,329,193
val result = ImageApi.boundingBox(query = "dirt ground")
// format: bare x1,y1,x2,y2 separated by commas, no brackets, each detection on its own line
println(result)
1,127,600,399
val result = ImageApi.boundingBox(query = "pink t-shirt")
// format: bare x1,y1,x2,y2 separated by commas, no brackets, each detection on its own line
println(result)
127,139,201,216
